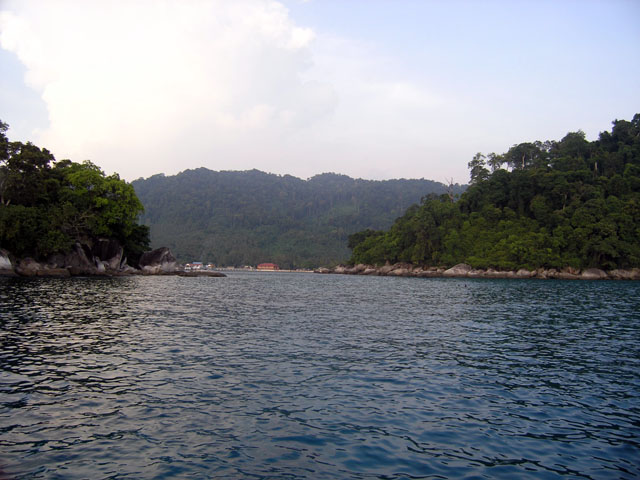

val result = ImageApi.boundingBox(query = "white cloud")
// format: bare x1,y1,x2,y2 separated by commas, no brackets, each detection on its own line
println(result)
0,0,340,178
0,0,471,183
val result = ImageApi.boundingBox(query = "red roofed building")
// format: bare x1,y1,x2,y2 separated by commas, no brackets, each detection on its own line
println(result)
257,263,279,271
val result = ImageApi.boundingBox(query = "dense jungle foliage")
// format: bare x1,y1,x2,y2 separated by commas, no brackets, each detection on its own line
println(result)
133,170,464,268
0,121,150,261
349,114,640,271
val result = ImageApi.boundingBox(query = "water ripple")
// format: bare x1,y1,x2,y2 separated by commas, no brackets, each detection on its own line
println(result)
1,274,639,479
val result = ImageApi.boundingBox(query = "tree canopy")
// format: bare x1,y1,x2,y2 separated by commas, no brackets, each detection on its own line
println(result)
349,114,640,271
0,121,149,260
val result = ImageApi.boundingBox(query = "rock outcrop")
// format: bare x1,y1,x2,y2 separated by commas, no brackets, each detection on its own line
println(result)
0,242,193,278
15,258,42,277
0,249,16,276
580,268,608,280
608,268,640,280
318,263,640,280
12,257,70,277
63,243,101,275
33,241,121,276
443,263,472,277
139,247,179,274
92,238,125,271
515,268,534,278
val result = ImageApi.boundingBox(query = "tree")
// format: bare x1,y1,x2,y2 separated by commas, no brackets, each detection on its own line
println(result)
0,120,149,260
0,120,8,162
468,152,490,184
1,139,55,206
504,142,547,170
58,160,146,244
486,152,504,172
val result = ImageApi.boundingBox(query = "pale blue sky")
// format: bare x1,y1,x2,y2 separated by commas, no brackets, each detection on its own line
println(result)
1,0,638,183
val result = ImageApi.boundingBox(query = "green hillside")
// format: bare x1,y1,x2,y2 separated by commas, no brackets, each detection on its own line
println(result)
349,114,640,271
132,169,464,268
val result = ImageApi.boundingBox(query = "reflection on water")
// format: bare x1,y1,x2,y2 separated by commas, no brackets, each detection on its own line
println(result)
1,274,639,479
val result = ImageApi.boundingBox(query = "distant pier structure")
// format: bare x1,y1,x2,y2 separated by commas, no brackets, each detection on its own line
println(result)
184,262,216,271
257,263,279,271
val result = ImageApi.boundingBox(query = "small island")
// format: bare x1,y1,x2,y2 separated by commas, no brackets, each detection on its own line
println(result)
0,120,224,278
345,114,640,278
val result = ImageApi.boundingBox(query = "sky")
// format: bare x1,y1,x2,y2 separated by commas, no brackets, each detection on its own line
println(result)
1,0,638,184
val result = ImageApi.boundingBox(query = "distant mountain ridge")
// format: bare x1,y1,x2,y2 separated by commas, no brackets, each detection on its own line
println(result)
132,168,465,268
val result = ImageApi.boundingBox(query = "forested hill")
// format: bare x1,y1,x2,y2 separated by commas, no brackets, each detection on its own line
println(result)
349,114,640,271
132,169,465,268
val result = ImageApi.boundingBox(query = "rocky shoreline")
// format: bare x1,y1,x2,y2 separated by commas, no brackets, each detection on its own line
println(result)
314,262,640,280
0,243,225,278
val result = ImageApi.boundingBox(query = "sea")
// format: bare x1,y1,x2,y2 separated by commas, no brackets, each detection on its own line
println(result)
1,272,639,479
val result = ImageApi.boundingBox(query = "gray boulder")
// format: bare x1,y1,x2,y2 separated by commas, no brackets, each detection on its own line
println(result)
608,269,640,280
64,243,99,275
0,249,16,276
535,268,549,279
388,268,410,276
351,264,367,274
14,257,71,277
92,239,124,271
581,268,608,280
378,264,396,275
95,261,107,274
139,247,178,274
15,258,42,277
515,268,533,278
443,263,472,277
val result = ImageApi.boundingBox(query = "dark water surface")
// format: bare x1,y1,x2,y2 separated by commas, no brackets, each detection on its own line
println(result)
1,273,639,479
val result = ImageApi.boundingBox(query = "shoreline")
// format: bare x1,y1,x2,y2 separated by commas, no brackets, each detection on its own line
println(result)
313,263,640,280
3,254,639,281
0,246,230,279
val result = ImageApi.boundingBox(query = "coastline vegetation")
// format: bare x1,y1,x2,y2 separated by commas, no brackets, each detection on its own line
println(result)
0,120,150,263
349,114,640,271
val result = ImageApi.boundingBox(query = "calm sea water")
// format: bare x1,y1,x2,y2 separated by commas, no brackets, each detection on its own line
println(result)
1,272,639,479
